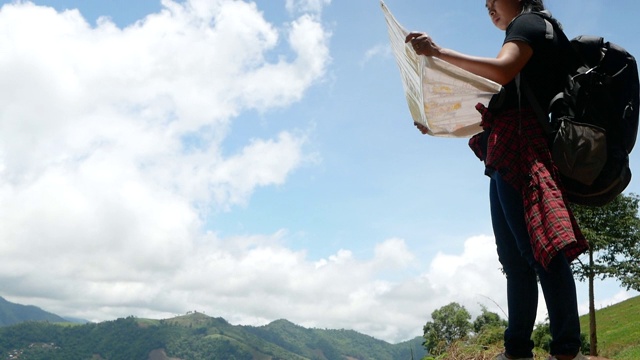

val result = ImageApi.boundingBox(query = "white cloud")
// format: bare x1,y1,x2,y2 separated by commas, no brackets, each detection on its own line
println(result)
0,0,332,334
361,43,392,66
577,286,639,316
427,235,503,300
4,215,511,343
0,0,329,211
285,0,331,15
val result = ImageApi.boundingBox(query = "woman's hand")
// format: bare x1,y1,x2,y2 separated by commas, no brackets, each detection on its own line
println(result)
414,122,429,135
405,32,533,85
405,32,441,57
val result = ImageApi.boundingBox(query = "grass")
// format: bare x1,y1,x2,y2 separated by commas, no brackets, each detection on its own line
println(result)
425,343,549,360
426,295,640,360
579,295,640,359
613,346,640,360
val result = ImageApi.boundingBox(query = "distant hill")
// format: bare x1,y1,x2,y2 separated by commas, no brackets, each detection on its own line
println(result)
0,296,68,326
0,310,426,359
1,295,639,359
2,294,639,359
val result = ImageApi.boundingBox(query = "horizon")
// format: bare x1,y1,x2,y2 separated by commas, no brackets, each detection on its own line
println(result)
2,290,639,344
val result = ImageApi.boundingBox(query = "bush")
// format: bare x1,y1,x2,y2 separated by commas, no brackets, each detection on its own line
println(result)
532,322,552,352
473,325,505,348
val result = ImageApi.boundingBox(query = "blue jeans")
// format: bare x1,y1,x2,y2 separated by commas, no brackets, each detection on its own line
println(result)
490,172,582,358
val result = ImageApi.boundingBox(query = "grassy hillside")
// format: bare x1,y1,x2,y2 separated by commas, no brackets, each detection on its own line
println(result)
579,295,640,360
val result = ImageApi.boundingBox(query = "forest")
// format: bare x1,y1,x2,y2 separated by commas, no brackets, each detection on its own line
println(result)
0,312,425,360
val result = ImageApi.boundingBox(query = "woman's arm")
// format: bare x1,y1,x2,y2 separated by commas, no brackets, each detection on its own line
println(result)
405,33,532,85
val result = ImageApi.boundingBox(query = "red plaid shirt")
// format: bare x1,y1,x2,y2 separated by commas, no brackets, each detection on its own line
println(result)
469,103,588,269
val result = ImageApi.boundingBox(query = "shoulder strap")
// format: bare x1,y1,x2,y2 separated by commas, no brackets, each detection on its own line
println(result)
517,74,555,133
516,11,568,134
512,10,557,40
539,11,555,40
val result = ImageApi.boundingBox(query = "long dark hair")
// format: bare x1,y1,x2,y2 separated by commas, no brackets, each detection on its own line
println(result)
521,0,545,13
520,0,562,29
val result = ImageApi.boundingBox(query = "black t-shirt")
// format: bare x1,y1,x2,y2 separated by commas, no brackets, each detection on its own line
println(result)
495,12,568,110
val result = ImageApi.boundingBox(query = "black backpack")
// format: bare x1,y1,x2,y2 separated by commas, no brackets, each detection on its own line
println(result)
520,12,640,207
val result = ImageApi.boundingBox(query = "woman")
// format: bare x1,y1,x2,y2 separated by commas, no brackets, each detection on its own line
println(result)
405,1,589,360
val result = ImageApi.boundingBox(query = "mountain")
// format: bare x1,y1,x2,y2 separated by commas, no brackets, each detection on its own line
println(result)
0,311,426,360
245,318,425,360
1,295,639,359
0,296,68,326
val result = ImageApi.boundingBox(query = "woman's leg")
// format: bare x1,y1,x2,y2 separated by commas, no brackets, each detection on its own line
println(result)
492,172,582,357
537,253,582,356
490,175,537,358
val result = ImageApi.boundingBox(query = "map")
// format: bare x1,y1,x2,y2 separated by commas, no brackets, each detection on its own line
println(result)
382,1,503,138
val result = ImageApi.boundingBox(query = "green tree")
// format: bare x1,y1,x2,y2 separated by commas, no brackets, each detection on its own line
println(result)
531,320,590,355
470,305,508,348
472,305,507,334
422,302,472,356
531,321,552,352
571,193,640,356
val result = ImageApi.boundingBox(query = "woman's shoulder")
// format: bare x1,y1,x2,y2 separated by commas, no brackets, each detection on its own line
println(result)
506,12,549,42
510,12,547,29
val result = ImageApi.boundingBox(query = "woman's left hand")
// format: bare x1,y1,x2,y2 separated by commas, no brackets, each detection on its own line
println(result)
414,122,429,135
405,32,441,57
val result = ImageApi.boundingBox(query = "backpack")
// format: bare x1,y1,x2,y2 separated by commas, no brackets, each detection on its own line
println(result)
519,12,640,207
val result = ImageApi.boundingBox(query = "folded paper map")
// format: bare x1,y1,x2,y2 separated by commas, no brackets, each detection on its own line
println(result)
381,1,502,137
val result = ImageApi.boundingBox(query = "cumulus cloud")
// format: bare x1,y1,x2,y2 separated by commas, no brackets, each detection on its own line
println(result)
577,287,639,316
285,0,331,15
0,0,331,332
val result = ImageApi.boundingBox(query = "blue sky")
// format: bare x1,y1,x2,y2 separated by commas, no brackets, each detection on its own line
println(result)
0,0,638,343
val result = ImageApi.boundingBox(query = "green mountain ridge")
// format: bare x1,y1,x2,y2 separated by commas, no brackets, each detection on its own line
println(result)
0,314,426,359
0,297,426,360
0,296,68,326
1,295,638,359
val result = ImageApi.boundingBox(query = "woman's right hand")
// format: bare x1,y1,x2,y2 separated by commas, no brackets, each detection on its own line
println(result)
405,32,441,57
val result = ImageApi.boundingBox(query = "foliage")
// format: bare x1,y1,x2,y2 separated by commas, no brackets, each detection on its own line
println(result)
419,296,640,359
422,302,472,355
0,317,170,360
2,296,637,360
571,193,640,291
421,302,506,356
473,305,507,334
571,193,640,355
421,341,548,360
0,312,427,360
473,325,504,348
531,321,551,352
531,321,589,355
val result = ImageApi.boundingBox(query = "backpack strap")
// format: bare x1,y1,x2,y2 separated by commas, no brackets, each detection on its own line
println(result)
517,74,555,134
516,11,567,134
540,10,554,40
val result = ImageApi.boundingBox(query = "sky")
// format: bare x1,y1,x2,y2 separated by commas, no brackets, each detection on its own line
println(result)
0,0,639,344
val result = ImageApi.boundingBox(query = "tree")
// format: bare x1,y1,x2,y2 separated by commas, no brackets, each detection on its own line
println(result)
531,321,552,352
570,193,640,356
472,305,507,334
422,302,472,355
